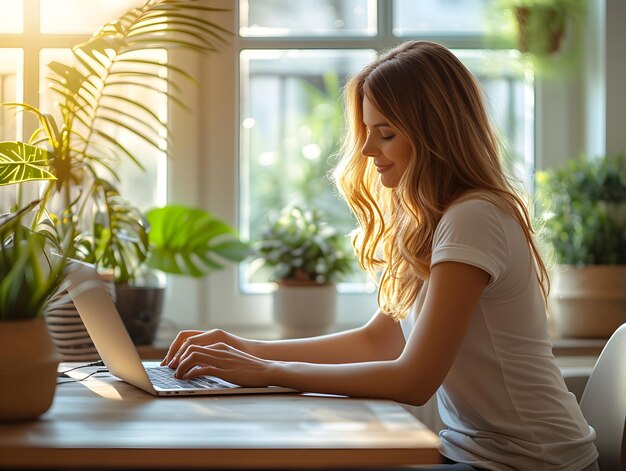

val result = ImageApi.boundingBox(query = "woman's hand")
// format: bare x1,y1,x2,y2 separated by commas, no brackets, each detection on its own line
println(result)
161,329,244,369
173,343,280,388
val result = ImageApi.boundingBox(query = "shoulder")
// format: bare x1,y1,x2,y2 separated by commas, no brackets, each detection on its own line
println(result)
435,197,508,243
432,197,511,282
442,198,502,222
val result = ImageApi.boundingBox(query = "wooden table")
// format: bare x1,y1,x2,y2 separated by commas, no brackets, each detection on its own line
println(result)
0,367,441,469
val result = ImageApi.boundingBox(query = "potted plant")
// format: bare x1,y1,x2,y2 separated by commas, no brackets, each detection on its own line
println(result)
43,196,248,352
2,0,230,355
253,206,353,338
0,143,67,421
96,204,249,345
536,154,626,338
488,0,585,76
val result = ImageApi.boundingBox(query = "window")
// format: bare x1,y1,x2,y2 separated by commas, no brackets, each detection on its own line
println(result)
1,1,542,335
237,0,534,299
0,49,21,141
0,0,166,212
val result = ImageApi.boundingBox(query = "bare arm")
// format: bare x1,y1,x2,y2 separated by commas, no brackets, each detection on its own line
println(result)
174,261,489,406
162,308,405,367
248,310,405,363
268,262,489,405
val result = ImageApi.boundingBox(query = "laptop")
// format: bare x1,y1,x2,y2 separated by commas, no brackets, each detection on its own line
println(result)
63,259,298,396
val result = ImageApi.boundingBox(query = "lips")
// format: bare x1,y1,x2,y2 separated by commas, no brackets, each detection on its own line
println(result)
374,163,394,173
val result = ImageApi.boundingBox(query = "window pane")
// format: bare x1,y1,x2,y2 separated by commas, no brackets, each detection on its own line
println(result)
394,0,491,35
240,49,374,288
0,49,22,141
240,48,533,289
0,0,23,33
240,0,376,37
39,48,167,212
40,0,137,34
0,49,23,210
456,50,534,187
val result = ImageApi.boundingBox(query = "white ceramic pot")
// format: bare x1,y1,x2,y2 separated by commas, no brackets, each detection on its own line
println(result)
550,265,626,338
0,317,60,421
272,283,337,339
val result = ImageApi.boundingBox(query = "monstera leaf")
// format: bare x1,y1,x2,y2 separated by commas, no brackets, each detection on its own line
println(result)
145,205,249,277
0,142,55,186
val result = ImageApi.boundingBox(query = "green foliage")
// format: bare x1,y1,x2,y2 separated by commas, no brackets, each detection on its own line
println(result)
0,204,67,321
0,144,69,321
0,142,56,186
74,181,149,283
144,205,249,279
1,0,229,283
536,155,626,265
487,0,585,77
253,206,353,285
78,203,249,284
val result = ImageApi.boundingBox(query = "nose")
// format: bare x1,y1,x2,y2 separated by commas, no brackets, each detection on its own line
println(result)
361,135,378,158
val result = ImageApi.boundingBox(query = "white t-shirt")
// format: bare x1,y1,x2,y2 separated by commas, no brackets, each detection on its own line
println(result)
399,198,598,471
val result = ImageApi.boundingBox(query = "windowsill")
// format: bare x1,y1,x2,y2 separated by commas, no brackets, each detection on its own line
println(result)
550,337,606,357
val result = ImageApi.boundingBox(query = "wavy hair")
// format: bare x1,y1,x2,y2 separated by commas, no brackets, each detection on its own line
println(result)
333,41,549,320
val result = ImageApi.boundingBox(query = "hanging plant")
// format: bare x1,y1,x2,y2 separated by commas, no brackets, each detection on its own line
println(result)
488,0,586,77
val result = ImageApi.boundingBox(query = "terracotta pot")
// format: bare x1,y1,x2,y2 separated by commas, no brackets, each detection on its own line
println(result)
550,265,626,338
0,317,60,421
272,283,337,339
515,5,566,55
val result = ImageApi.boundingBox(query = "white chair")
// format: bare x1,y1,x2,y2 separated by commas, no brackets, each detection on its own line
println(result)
579,323,626,471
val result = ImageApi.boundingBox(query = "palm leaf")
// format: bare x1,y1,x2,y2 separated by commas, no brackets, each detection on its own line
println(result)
4,104,62,150
0,1,234,284
94,115,164,151
0,142,56,186
102,80,188,109
101,95,166,128
114,57,196,83
41,0,227,179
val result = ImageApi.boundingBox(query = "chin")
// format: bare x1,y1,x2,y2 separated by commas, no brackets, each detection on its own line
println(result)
380,176,400,188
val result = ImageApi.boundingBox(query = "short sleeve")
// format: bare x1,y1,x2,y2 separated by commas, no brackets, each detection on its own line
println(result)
431,199,509,284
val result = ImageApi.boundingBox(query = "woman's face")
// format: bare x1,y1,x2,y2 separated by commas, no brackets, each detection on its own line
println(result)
360,94,413,188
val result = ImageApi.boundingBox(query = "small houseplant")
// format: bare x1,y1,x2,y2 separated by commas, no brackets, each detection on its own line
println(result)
536,154,626,338
0,143,67,421
488,0,585,77
89,204,249,345
253,206,353,338
43,198,248,352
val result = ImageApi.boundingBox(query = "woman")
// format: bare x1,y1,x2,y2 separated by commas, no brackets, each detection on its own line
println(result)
162,41,598,471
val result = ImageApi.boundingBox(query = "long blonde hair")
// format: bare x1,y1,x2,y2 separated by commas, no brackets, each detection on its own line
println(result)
333,40,549,320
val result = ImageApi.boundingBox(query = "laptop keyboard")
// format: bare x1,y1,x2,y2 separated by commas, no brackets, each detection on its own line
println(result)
145,366,234,390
